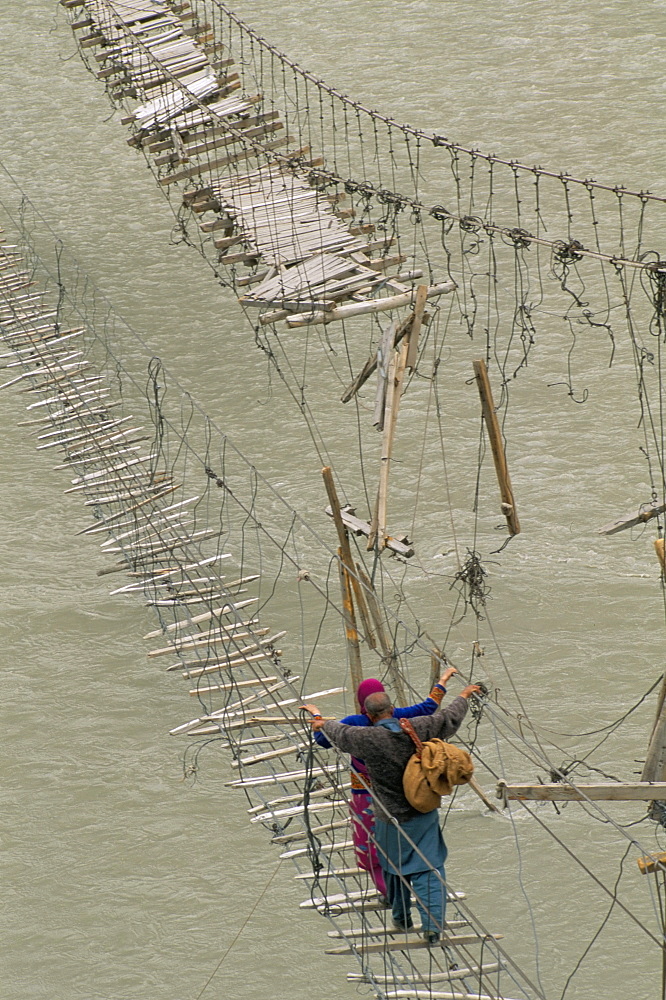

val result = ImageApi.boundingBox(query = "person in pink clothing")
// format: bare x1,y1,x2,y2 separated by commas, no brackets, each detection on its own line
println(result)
311,667,457,897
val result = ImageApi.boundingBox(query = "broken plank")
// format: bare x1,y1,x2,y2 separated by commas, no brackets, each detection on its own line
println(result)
599,502,666,535
286,281,456,327
325,504,413,558
158,136,291,186
473,358,520,535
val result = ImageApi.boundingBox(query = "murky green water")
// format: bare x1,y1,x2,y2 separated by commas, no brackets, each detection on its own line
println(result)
1,3,666,998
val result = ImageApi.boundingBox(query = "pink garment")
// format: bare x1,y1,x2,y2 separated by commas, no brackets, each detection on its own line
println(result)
349,789,387,896
356,678,385,713
351,678,388,895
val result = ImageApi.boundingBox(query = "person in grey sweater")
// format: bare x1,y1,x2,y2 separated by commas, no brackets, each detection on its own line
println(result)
304,683,480,943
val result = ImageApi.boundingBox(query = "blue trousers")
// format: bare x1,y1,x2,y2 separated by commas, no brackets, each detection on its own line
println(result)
384,865,446,934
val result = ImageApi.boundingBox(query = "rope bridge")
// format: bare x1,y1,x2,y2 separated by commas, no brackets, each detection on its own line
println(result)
11,0,666,995
0,180,546,999
63,0,666,572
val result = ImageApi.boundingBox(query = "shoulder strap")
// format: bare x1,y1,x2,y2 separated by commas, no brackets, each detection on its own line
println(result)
399,717,424,759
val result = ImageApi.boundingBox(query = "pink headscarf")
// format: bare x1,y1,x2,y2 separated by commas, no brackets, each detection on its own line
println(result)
356,678,386,714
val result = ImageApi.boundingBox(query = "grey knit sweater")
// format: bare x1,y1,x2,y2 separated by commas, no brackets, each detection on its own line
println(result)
321,696,469,823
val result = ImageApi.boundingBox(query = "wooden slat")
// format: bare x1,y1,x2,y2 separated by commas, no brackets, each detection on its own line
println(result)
325,931,502,955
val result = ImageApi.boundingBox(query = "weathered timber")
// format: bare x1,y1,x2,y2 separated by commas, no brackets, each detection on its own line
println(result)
341,313,416,403
355,561,407,706
498,781,666,801
321,466,375,653
325,504,413,558
405,283,428,370
286,281,455,327
473,359,520,535
368,336,409,550
598,502,666,535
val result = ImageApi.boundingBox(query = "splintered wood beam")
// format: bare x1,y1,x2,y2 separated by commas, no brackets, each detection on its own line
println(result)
158,135,291,186
598,502,666,535
473,358,520,535
372,320,396,430
499,781,666,801
355,562,407,707
321,467,375,652
405,283,428,370
324,504,414,558
286,280,455,328
338,547,364,694
368,337,409,550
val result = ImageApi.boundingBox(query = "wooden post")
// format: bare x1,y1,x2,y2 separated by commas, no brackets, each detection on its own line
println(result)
405,284,429,371
430,647,443,688
368,337,409,550
355,562,407,707
338,548,364,694
321,467,375,650
472,359,520,535
372,320,397,430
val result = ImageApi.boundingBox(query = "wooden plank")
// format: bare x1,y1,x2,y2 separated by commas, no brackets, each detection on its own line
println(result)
346,963,500,986
143,596,259,637
280,839,354,860
272,818,350,844
183,642,285,679
599,502,666,535
158,135,290,186
498,781,666,801
248,782,350,813
330,919,471,939
226,764,342,788
251,796,345,823
154,119,283,166
382,989,515,1000
294,866,362,880
149,624,269,657
285,281,455,327
472,359,520,535
303,887,465,911
467,777,500,813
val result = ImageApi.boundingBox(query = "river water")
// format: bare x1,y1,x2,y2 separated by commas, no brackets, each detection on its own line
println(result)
1,2,666,999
